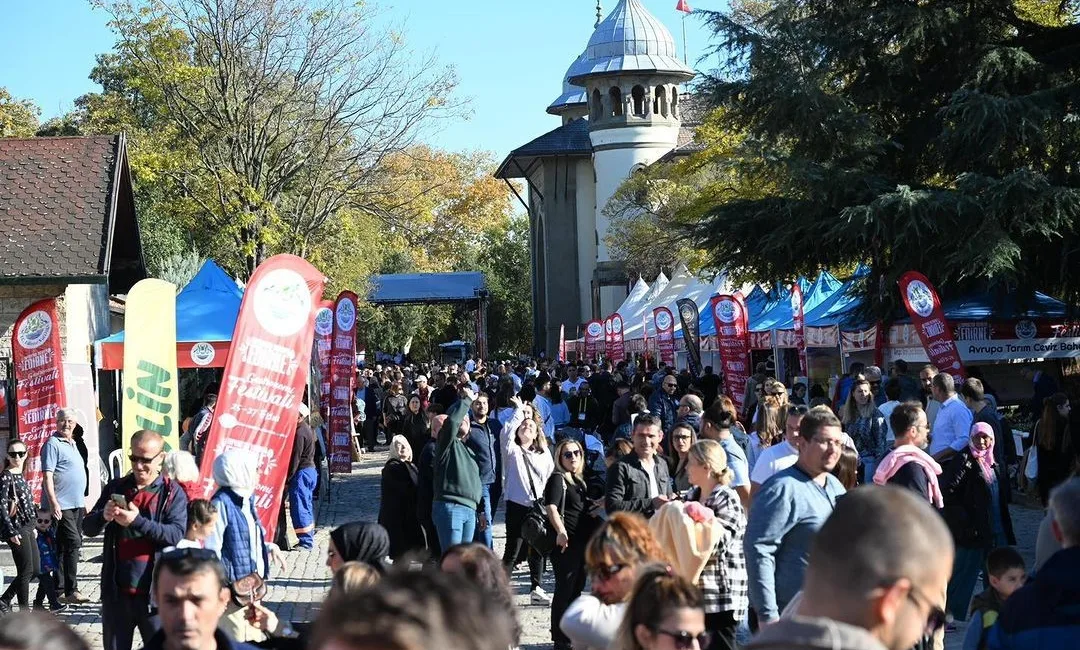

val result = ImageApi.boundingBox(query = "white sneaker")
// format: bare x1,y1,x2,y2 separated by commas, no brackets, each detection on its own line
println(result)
530,586,552,605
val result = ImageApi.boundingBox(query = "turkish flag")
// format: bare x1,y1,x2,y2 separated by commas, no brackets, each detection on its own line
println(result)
676,0,692,13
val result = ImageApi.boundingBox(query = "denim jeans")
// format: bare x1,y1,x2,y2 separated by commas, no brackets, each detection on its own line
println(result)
473,484,494,549
432,500,476,551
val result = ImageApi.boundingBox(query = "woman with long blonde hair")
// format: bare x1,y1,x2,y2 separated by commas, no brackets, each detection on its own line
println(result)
500,396,555,603
685,440,746,650
546,438,602,650
747,398,783,472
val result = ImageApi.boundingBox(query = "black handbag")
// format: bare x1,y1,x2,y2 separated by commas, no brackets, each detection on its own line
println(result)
520,460,564,556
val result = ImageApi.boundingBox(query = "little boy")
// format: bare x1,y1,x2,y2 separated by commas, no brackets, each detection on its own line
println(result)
34,509,65,611
962,546,1026,650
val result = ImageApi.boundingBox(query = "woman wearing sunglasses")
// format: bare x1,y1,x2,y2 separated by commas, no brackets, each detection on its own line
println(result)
546,438,602,650
615,563,707,650
560,512,669,650
0,440,37,612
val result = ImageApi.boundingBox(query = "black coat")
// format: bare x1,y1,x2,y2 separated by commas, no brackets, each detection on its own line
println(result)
378,459,426,559
605,454,672,517
941,449,1015,549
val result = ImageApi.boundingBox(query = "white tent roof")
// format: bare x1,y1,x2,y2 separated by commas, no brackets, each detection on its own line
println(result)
624,266,727,340
613,276,650,318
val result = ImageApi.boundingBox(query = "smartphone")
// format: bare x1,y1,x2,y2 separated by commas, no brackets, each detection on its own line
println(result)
110,494,128,509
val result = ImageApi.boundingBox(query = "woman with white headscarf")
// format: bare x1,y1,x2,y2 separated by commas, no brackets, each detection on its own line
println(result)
205,449,271,642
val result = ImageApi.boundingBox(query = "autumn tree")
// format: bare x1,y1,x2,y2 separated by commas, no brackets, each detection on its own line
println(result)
91,0,461,277
0,88,40,137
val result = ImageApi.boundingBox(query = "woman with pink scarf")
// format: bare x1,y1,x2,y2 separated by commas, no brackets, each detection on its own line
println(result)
940,422,1016,622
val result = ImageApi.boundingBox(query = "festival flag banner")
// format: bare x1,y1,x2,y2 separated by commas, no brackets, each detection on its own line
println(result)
611,312,626,361
584,320,603,361
123,279,181,470
711,293,751,413
195,254,326,540
791,283,808,376
314,300,335,419
653,307,676,365
558,324,566,362
12,299,66,502
604,317,614,360
676,0,693,13
677,298,702,377
329,291,357,475
898,271,967,381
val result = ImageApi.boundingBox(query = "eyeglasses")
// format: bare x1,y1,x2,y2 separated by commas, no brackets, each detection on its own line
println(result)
652,629,712,650
129,451,164,466
673,434,692,441
561,449,582,460
590,563,626,581
7,450,26,458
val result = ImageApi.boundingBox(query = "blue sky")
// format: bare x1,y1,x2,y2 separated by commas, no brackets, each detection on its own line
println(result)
0,0,720,160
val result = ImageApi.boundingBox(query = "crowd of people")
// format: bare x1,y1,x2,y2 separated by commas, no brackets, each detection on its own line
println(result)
0,354,1078,650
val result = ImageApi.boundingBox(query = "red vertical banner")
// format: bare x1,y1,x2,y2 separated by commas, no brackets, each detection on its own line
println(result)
584,320,603,361
314,300,334,419
898,271,966,381
329,291,357,475
611,312,625,361
711,293,751,413
12,299,66,502
653,307,675,365
195,255,326,541
790,283,808,376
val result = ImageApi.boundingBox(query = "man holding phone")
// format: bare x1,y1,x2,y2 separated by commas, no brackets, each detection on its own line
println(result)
84,430,189,650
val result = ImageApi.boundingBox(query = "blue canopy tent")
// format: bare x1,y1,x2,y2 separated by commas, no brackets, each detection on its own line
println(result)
95,260,243,369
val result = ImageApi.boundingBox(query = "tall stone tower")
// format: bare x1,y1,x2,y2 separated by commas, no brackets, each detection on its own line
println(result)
567,0,694,316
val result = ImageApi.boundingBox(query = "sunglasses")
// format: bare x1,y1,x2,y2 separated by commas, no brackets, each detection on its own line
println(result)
36,518,51,525
129,451,163,466
590,563,625,581
653,629,712,650
907,583,949,637
7,450,26,458
561,449,582,460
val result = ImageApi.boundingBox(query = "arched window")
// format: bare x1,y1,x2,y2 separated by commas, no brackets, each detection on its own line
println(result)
655,86,668,117
609,86,623,117
671,87,679,118
631,85,646,116
591,88,603,121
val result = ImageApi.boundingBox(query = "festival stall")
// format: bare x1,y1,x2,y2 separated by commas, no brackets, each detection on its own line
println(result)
94,260,243,369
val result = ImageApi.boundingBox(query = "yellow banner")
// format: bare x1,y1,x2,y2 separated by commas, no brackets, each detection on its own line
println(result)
122,279,180,470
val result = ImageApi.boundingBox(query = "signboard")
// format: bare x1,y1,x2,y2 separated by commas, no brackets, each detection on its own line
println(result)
710,293,751,413
328,291,357,474
610,313,625,362
653,307,675,365
584,320,604,361
791,283,808,376
676,299,702,376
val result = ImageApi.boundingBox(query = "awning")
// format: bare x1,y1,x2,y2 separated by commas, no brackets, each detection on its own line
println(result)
94,260,243,370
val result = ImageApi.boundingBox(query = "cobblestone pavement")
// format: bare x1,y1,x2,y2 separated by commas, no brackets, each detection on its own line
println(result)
0,452,1046,650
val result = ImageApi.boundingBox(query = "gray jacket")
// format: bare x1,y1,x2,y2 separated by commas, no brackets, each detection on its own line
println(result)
747,616,888,650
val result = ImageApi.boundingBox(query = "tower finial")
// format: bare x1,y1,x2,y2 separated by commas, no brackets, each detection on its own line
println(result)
595,0,602,28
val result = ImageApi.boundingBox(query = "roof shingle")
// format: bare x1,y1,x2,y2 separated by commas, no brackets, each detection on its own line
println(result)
0,135,125,281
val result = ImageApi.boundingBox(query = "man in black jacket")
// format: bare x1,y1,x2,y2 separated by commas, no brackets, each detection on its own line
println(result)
567,383,602,431
465,393,500,549
605,414,673,517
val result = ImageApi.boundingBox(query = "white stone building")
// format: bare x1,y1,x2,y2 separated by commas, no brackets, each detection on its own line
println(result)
496,0,696,354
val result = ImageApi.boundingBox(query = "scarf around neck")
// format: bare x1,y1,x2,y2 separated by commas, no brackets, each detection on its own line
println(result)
873,444,944,508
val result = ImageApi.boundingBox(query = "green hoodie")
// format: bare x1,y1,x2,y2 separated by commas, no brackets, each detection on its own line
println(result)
433,396,482,508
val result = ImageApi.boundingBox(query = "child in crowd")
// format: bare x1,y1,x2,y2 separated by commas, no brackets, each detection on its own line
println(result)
33,509,63,611
175,499,218,549
962,546,1026,650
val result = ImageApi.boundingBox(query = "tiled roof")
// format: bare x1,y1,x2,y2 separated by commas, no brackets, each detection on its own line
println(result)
0,135,131,282
495,119,593,179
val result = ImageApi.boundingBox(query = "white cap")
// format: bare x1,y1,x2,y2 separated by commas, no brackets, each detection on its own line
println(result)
298,403,311,418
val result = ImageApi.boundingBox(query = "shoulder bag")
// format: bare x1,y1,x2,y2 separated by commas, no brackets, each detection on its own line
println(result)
520,459,564,556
